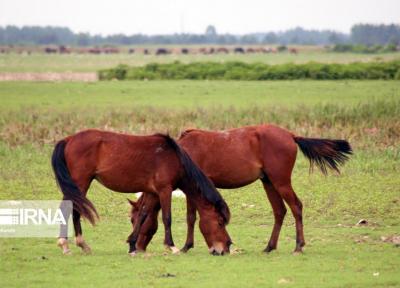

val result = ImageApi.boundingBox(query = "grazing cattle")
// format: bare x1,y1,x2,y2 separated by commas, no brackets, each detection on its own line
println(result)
44,47,58,54
234,47,245,54
198,47,208,54
59,46,71,54
143,48,150,55
103,47,119,54
88,48,101,54
216,47,229,54
128,48,135,54
52,130,231,256
289,48,298,54
181,48,190,54
156,48,170,55
198,47,215,55
130,125,352,253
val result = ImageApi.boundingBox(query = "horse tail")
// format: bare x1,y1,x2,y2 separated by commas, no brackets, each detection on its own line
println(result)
293,136,352,175
161,134,230,224
51,140,98,225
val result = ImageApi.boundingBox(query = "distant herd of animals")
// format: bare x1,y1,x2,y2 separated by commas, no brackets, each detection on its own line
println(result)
52,125,352,256
0,45,298,55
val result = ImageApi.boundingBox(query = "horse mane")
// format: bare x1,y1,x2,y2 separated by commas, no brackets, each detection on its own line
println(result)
157,134,230,224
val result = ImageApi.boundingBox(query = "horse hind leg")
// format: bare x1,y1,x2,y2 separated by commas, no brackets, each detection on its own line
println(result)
273,182,305,253
74,210,91,254
73,177,94,254
58,200,72,254
260,136,305,253
58,176,93,254
57,237,71,255
261,175,287,253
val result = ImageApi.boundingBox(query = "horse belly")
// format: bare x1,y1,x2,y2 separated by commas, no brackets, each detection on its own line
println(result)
95,154,157,193
209,162,261,189
95,173,155,193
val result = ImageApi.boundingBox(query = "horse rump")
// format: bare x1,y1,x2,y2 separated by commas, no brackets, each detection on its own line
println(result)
51,140,98,225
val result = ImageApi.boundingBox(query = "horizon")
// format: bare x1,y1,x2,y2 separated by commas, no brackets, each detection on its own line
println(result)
1,0,399,36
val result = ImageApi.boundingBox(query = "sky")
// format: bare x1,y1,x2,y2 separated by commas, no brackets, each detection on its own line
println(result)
0,0,399,35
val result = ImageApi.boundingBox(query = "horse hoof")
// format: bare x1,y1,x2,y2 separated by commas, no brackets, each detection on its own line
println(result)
170,246,180,254
181,243,193,253
57,238,71,255
180,247,189,253
292,249,303,255
129,251,137,257
263,246,276,253
82,246,92,254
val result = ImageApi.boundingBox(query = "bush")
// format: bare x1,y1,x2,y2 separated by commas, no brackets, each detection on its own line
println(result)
277,45,287,52
395,69,400,80
98,61,400,81
331,43,399,54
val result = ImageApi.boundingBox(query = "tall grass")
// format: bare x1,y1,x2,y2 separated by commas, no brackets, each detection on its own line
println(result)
1,100,398,149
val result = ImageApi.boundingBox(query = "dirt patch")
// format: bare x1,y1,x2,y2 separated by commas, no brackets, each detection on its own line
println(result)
0,72,97,82
381,235,400,246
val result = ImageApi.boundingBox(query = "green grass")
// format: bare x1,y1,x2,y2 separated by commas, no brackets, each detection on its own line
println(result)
0,80,399,287
1,51,400,72
1,80,399,110
0,144,399,287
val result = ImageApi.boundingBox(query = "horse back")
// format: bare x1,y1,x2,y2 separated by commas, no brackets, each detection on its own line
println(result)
64,129,182,193
178,127,264,188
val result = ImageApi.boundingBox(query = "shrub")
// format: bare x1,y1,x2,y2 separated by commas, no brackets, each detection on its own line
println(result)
331,43,398,54
98,61,400,81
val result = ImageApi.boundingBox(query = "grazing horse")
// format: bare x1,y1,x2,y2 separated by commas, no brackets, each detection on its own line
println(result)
51,129,231,255
129,124,352,253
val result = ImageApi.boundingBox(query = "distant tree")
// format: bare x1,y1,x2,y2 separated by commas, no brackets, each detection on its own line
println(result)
205,25,217,36
263,32,278,44
0,24,398,46
351,24,400,45
205,25,217,43
76,33,90,46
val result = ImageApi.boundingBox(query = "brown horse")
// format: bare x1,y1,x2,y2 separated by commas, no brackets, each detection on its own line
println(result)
129,124,352,253
51,129,231,255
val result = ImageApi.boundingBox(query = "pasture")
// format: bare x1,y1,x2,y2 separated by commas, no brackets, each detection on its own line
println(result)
1,50,400,73
0,79,399,287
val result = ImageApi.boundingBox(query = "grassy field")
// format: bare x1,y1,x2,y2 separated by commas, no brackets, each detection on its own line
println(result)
1,51,400,73
0,80,399,287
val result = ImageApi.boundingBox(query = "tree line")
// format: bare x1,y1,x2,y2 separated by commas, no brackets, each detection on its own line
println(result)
0,24,399,46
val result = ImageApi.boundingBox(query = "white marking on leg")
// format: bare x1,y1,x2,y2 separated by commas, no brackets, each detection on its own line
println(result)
170,246,180,254
57,238,71,255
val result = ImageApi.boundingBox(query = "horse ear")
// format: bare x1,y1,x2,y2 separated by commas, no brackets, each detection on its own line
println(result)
127,198,137,207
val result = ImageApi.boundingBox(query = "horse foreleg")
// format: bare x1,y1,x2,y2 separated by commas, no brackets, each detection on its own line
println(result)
181,196,196,253
135,213,158,252
158,189,179,254
127,206,148,255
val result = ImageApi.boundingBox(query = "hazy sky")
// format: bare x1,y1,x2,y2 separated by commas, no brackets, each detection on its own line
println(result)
0,0,399,35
